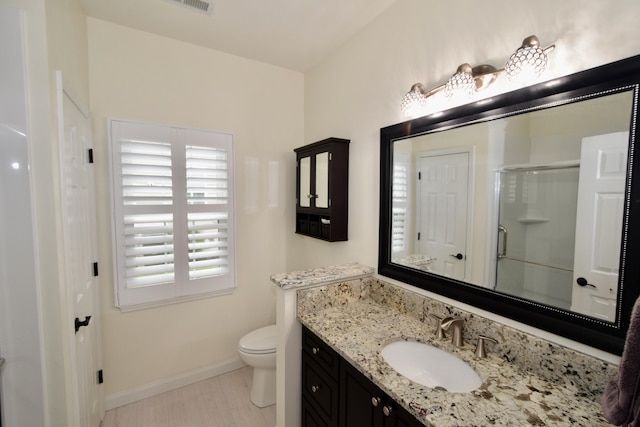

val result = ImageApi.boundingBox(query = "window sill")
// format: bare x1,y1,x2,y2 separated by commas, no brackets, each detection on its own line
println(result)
117,287,235,312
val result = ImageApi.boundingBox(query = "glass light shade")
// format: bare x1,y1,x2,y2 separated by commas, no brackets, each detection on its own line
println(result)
444,64,475,100
505,36,549,82
401,84,427,117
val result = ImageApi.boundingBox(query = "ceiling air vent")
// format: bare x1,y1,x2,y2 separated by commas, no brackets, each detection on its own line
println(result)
166,0,214,15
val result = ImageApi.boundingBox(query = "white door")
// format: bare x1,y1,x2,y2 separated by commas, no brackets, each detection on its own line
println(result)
571,132,628,321
416,151,470,279
57,72,104,426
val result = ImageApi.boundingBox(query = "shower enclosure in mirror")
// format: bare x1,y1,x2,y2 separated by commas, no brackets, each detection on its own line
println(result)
379,55,640,354
495,166,580,313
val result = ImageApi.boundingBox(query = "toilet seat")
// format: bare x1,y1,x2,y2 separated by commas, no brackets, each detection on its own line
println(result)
238,325,276,354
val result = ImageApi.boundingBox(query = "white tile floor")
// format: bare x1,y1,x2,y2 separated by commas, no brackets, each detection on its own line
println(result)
102,367,276,427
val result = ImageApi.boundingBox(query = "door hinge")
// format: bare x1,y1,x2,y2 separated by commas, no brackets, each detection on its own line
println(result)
93,262,99,277
97,369,104,384
88,148,94,164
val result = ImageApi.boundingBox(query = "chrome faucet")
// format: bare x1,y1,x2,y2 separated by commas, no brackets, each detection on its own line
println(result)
440,317,465,347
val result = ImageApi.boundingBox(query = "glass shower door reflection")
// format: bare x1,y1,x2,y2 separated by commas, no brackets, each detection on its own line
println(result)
495,166,580,310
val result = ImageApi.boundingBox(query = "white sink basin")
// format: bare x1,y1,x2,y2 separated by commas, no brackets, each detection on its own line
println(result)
380,340,482,392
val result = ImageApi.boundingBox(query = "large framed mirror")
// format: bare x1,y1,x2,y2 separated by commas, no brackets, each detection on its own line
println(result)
379,55,640,355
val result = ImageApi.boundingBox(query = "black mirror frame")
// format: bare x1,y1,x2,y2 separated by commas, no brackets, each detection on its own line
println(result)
379,55,640,355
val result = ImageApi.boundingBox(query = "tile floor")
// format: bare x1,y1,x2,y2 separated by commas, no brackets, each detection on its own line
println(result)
102,367,276,427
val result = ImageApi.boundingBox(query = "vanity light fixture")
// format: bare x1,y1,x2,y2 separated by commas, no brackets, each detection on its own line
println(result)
400,83,429,118
505,35,553,82
444,63,476,100
401,35,555,117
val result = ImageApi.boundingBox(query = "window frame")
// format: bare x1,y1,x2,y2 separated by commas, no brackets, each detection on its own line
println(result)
108,119,236,311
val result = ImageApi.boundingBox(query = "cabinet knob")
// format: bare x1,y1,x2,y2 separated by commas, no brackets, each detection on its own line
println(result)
311,385,321,393
312,347,320,355
383,406,393,417
371,396,382,407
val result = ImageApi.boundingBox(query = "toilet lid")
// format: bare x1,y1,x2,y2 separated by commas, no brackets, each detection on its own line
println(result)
239,325,276,354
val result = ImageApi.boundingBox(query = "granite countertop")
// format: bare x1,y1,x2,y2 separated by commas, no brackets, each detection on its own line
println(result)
298,297,611,427
270,262,374,290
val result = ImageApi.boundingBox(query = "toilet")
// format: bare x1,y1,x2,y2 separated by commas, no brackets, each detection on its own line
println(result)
238,324,277,407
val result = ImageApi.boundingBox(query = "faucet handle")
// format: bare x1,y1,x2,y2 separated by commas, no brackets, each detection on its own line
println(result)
474,335,498,358
428,314,448,339
440,317,464,347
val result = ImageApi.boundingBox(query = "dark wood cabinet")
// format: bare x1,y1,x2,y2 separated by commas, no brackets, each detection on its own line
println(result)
302,326,341,426
341,357,424,427
302,396,331,427
294,138,349,241
302,326,425,427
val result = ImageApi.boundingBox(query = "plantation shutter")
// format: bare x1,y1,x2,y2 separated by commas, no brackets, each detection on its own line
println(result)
392,152,410,254
109,120,236,309
185,144,230,280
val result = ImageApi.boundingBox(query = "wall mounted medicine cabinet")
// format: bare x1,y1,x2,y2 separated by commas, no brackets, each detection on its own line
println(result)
295,138,349,241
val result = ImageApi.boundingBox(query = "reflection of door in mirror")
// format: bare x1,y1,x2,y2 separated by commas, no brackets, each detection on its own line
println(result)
495,166,579,310
571,132,628,321
416,150,470,280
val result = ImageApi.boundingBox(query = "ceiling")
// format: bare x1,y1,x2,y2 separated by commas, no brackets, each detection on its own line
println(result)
82,0,398,72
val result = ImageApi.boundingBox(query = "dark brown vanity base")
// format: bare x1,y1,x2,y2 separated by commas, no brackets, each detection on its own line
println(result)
302,326,424,427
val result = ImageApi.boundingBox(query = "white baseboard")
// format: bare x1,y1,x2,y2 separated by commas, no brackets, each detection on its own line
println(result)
105,356,246,410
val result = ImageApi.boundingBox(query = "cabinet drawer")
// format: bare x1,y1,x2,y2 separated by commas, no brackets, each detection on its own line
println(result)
302,352,339,426
302,326,340,378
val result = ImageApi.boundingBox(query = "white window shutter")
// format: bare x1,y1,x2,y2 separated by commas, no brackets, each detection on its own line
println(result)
392,153,410,255
124,213,175,288
109,120,236,309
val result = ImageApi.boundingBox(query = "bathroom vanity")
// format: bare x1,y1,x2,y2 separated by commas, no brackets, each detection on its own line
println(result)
278,265,617,426
302,325,423,427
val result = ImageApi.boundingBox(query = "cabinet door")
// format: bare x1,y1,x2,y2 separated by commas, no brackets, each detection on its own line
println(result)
340,359,425,427
340,359,385,427
302,352,340,426
302,396,330,427
315,151,330,208
299,155,312,208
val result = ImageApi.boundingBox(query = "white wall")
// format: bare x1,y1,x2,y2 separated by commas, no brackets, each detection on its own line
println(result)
300,0,640,360
87,18,303,398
